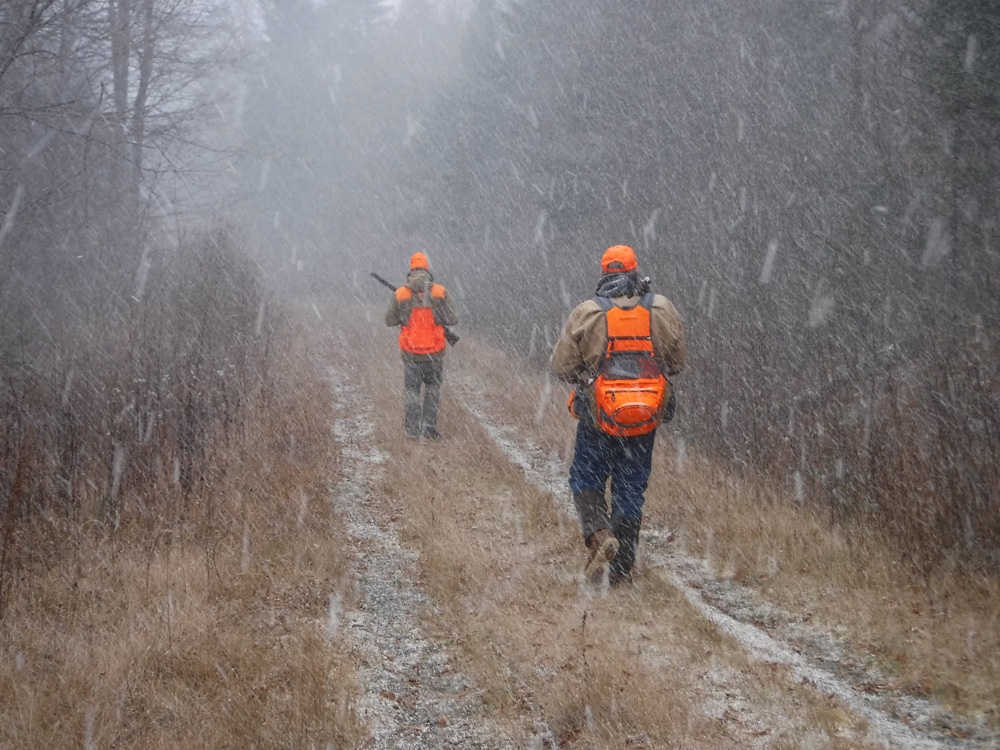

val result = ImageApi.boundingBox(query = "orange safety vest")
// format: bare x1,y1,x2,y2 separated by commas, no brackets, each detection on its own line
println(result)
396,284,447,355
592,293,669,437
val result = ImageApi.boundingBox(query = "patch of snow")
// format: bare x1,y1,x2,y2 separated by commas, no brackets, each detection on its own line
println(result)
327,370,533,749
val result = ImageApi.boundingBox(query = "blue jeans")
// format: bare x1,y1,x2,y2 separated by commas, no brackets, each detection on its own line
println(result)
569,416,657,521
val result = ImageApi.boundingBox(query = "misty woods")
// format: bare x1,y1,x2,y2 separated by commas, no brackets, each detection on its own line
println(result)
251,1,998,570
2,0,998,612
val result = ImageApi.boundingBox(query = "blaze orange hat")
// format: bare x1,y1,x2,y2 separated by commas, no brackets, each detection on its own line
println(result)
409,251,429,270
601,245,637,273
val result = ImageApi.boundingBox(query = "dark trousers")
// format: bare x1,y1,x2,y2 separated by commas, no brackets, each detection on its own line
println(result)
403,358,443,436
569,414,657,540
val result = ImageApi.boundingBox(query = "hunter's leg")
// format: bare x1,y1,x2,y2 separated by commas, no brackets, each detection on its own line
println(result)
420,359,443,437
402,360,422,437
569,417,614,541
609,429,657,580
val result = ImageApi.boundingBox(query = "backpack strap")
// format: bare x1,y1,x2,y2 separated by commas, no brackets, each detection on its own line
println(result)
594,295,615,312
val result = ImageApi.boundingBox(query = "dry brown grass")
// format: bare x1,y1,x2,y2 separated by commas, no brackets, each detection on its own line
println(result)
0,310,364,749
453,335,1000,733
337,309,888,749
12,291,993,749
650,453,1000,731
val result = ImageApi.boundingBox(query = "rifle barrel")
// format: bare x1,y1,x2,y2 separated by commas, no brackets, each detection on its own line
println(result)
370,272,397,292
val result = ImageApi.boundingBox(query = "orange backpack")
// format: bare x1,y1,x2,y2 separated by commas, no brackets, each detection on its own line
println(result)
592,294,670,437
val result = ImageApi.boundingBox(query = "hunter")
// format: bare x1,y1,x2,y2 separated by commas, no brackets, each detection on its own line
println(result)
550,245,687,585
385,252,458,440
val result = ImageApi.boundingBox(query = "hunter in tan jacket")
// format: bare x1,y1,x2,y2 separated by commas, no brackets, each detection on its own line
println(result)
550,244,687,587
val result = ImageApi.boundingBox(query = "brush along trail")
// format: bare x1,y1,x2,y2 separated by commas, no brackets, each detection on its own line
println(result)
322,308,994,750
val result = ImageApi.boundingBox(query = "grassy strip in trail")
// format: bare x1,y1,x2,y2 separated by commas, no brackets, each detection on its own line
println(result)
0,311,364,750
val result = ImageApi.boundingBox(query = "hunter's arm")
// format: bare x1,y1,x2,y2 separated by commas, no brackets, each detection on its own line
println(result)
385,295,403,326
550,302,601,384
434,290,458,327
651,295,687,376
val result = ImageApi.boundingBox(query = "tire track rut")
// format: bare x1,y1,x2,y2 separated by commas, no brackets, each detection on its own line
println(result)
327,368,526,749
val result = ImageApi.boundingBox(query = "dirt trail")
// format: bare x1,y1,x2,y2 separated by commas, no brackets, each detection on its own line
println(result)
323,322,994,750
327,368,539,748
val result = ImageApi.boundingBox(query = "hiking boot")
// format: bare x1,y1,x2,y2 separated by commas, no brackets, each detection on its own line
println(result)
584,528,619,585
421,427,442,440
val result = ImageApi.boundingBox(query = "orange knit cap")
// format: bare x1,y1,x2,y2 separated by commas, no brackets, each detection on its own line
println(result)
409,251,429,270
601,245,637,273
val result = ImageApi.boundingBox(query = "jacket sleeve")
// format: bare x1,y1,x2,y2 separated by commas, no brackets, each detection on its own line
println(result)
385,296,403,327
433,290,458,327
650,295,687,376
550,302,601,384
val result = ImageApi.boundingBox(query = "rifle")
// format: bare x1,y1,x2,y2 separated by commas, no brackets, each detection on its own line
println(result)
371,272,459,347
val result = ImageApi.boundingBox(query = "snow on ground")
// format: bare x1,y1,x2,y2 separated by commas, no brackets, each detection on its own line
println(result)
327,369,533,749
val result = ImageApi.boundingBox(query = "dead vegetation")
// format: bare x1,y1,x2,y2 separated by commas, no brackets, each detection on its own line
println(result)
339,314,894,749
651,452,1000,731
0,301,364,749
3,294,997,748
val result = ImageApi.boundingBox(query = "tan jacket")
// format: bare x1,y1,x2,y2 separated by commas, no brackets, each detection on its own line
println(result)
550,293,687,386
385,268,458,361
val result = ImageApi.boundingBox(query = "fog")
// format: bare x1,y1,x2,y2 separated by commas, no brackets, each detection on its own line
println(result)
236,0,1000,563
2,0,998,564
